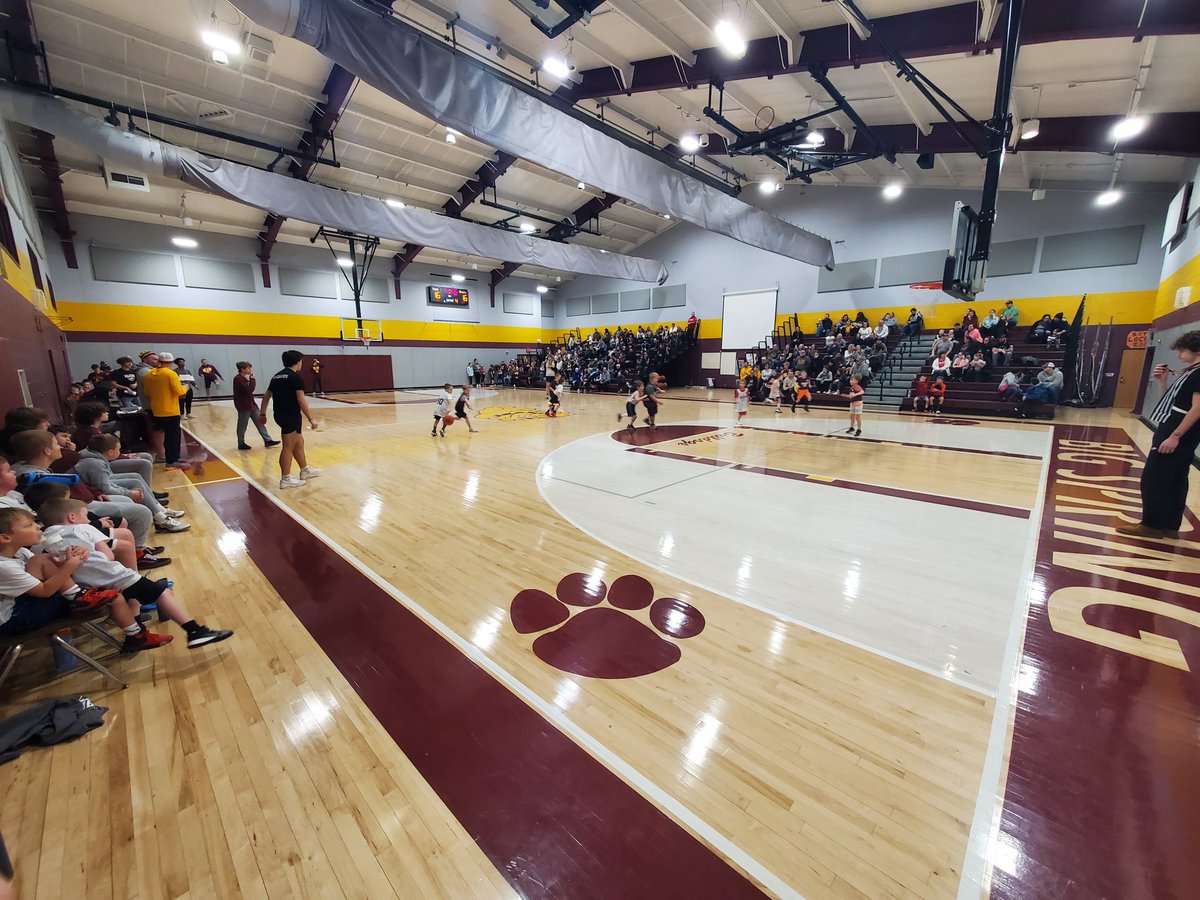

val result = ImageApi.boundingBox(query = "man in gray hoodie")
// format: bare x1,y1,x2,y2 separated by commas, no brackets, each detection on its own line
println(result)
74,435,189,533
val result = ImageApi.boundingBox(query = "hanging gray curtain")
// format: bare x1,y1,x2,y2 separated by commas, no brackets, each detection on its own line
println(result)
0,86,668,283
230,0,837,269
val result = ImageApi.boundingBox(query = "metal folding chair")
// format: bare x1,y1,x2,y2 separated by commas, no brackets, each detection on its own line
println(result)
0,607,129,693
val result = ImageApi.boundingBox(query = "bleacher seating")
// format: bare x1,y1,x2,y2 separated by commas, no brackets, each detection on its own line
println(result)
899,325,1064,419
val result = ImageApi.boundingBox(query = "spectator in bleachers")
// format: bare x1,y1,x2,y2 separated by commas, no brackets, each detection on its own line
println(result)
903,308,924,339
1021,362,1064,409
992,339,1014,369
962,308,979,330
75,435,189,533
881,311,898,329
930,331,954,359
873,318,890,341
60,384,83,426
981,309,1001,336
816,314,833,338
998,371,1024,403
1047,313,1069,348
1029,314,1053,344
928,376,946,413
1002,299,1020,328
911,374,931,413
113,357,140,409
931,351,953,380
965,352,989,382
950,351,970,381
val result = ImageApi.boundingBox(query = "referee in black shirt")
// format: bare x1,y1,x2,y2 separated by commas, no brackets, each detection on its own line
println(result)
1120,330,1200,538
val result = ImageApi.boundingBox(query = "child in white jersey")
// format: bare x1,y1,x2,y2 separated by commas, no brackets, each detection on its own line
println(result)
768,374,783,414
545,378,563,417
37,498,233,649
617,381,647,429
432,383,454,436
734,379,750,424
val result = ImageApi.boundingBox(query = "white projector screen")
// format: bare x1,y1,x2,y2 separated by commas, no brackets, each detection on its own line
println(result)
721,289,779,350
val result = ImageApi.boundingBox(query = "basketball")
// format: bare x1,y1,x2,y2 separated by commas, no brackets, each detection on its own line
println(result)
443,414,457,426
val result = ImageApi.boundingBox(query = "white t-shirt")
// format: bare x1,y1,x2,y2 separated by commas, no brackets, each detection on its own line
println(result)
0,548,38,624
433,391,453,416
37,524,139,591
0,490,32,512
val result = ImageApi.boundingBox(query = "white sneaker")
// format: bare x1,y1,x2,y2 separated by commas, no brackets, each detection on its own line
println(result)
299,466,323,480
279,476,305,489
155,516,190,533
161,507,186,518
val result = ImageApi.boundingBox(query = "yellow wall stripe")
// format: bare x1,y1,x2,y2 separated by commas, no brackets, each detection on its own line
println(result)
1155,252,1200,321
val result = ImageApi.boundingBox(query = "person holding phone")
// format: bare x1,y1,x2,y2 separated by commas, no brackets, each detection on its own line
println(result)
1119,331,1200,538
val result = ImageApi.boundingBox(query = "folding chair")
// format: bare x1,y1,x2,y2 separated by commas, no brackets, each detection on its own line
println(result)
0,606,129,693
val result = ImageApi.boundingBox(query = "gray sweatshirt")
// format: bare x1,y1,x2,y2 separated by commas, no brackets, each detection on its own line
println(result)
73,449,133,497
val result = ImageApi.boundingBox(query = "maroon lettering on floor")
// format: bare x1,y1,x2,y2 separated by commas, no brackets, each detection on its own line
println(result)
735,424,1041,459
610,424,719,445
195,478,767,900
626,447,1031,519
992,424,1200,897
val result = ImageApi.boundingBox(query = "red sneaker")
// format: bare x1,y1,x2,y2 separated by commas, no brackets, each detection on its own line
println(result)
121,630,174,653
69,587,120,612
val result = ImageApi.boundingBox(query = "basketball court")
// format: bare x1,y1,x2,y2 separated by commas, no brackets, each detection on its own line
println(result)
3,384,1194,899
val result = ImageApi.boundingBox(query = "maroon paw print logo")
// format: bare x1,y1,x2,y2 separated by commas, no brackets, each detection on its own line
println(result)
510,573,705,679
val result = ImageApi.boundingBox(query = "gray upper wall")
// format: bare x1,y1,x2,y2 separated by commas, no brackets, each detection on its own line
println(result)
41,214,560,331
555,185,1170,329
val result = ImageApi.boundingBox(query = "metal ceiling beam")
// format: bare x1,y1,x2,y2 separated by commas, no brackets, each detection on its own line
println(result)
2,0,78,267
605,0,698,66
257,63,356,286
688,112,1200,158
565,0,1200,100
488,192,620,299
391,151,520,290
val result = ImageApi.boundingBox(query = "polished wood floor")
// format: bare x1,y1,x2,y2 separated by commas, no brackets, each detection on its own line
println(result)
0,388,1179,899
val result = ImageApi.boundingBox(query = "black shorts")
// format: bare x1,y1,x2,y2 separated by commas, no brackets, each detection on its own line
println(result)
548,396,560,407
455,402,468,418
625,401,637,417
121,577,168,605
151,415,179,432
275,412,303,435
644,398,658,416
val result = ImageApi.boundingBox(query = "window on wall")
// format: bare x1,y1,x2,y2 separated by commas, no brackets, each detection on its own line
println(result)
26,242,42,290
0,198,17,263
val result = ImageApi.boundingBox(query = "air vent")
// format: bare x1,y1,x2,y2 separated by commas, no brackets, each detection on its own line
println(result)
165,93,232,123
102,164,151,192
244,32,275,63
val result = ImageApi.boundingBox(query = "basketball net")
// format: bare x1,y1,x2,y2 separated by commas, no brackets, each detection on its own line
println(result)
360,336,373,350
908,281,942,324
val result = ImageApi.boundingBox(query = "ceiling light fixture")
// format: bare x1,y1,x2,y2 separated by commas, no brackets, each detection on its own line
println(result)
576,181,586,189
663,213,671,220
541,55,572,81
445,127,460,145
758,180,779,194
882,183,904,200
451,273,465,282
678,134,702,153
713,19,747,59
336,257,354,268
804,130,825,146
210,49,230,66
519,221,536,233
171,236,198,249
1110,116,1146,141
1096,189,1122,207
536,285,549,293
386,198,406,209
200,30,240,57
1019,118,1040,140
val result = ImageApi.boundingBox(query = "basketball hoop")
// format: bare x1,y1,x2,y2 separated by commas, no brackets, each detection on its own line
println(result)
354,327,375,350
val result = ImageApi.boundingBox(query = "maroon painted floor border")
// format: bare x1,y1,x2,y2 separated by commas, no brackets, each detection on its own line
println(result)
193,477,768,900
992,423,1200,897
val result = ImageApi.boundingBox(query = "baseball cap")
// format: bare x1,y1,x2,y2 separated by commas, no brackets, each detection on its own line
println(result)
1045,362,1055,368
138,350,155,360
158,351,176,363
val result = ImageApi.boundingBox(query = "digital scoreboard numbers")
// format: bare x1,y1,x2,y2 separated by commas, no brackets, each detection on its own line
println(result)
428,286,470,306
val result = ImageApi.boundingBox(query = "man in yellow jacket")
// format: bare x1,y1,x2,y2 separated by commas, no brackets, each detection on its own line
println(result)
143,351,189,468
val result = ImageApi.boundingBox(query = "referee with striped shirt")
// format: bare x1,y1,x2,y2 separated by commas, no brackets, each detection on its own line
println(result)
1120,330,1200,538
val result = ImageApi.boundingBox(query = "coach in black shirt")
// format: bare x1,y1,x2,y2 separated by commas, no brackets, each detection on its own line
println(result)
259,350,322,489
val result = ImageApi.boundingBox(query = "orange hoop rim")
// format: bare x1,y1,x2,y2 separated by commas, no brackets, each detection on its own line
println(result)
908,281,943,290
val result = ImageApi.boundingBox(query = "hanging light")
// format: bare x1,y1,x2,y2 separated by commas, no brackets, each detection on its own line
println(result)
210,49,230,66
445,127,460,145
1110,116,1146,141
662,213,672,220
200,30,240,57
541,55,572,80
758,180,779,194
519,221,536,233
171,236,198,249
536,285,549,293
679,134,702,153
1019,118,1040,140
1096,189,1122,206
451,273,465,282
882,183,904,200
713,19,747,59
576,181,586,189
804,130,825,146
386,198,406,209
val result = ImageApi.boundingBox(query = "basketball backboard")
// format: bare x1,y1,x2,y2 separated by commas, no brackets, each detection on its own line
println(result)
339,318,385,344
942,201,987,301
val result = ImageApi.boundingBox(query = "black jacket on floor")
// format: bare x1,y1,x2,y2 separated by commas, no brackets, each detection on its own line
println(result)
0,696,108,764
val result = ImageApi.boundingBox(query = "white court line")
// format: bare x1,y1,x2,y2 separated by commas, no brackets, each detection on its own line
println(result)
955,427,1055,899
536,425,1001,697
184,431,801,900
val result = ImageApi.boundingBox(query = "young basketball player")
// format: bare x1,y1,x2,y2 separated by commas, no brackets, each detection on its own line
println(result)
793,371,812,413
842,375,865,436
768,374,783,414
643,372,665,428
734,379,750,424
455,385,479,433
545,378,563,417
617,381,647,429
432,384,454,436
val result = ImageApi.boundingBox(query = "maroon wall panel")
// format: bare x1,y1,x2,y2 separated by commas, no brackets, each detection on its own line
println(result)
0,279,69,420
302,354,393,393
